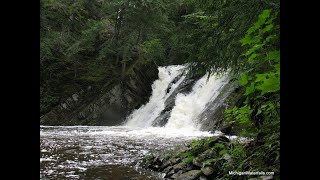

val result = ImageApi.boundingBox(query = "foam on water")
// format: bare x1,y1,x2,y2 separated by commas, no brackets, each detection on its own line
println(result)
165,73,229,131
40,126,214,179
125,65,186,127
124,65,229,132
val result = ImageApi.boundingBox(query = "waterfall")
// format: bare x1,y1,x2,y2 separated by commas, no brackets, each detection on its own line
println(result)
164,74,229,131
124,65,186,127
124,65,229,131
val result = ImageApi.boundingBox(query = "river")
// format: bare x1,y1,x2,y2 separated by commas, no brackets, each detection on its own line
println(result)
40,65,229,179
40,126,215,179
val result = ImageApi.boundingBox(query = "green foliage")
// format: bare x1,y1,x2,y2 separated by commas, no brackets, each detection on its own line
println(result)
178,150,195,164
189,137,218,155
40,87,59,114
229,143,246,159
214,143,227,155
213,143,225,152
226,106,253,124
142,39,165,64
178,0,280,76
223,7,280,176
40,0,174,113
182,155,194,164
225,8,280,133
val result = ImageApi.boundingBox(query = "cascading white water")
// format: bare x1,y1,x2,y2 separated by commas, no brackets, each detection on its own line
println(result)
124,65,229,131
164,73,229,131
124,65,186,127
40,65,231,179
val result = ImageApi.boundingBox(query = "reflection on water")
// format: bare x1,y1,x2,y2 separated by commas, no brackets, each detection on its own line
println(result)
40,126,213,179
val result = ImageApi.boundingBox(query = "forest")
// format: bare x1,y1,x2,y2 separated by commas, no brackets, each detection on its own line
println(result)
40,0,280,179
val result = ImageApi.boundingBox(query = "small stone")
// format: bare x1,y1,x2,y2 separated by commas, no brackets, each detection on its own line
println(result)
72,94,79,101
199,175,208,180
176,170,203,180
62,103,67,109
201,166,214,176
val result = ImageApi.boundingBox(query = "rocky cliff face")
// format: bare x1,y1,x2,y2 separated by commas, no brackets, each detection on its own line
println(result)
40,62,158,126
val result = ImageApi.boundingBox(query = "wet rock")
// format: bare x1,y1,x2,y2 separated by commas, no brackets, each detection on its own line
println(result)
152,75,200,127
171,170,184,179
217,136,230,143
201,166,214,176
171,157,182,165
173,162,187,172
176,170,203,180
202,148,216,159
199,175,208,180
163,166,173,174
165,169,176,178
198,80,237,131
160,160,171,171
220,124,232,134
192,148,216,168
192,157,203,167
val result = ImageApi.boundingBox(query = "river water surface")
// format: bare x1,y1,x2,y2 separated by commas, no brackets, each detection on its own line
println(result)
40,126,214,179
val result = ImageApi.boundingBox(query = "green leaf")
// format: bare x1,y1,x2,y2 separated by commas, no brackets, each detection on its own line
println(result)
240,35,252,45
260,10,271,19
245,44,264,56
244,83,255,96
267,51,280,62
248,53,258,62
255,73,280,95
239,73,248,86
260,24,274,34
